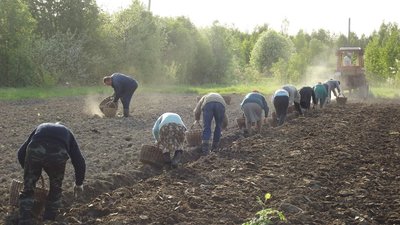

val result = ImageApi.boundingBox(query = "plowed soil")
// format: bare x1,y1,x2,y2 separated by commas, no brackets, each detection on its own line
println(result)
1,93,399,225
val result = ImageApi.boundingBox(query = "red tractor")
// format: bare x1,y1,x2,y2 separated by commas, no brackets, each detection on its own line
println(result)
335,47,369,98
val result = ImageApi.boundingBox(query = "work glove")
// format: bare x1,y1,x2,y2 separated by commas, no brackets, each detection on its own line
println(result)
73,184,84,199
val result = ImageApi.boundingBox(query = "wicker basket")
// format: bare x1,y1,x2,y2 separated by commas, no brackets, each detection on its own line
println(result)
236,117,246,129
336,96,347,105
185,123,202,147
139,144,164,167
99,96,118,117
10,175,48,218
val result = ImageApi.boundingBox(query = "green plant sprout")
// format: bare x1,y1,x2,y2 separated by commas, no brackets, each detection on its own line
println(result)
243,193,286,225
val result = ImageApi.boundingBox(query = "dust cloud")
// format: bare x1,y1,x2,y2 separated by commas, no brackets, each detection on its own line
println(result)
83,95,103,117
299,64,334,87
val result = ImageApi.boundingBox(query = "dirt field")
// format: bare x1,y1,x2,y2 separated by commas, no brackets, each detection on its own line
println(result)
1,93,400,225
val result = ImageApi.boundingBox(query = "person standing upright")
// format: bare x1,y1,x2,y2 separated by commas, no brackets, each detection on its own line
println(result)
103,73,139,117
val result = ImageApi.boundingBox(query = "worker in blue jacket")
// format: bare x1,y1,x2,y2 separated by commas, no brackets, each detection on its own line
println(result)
103,73,139,117
240,90,269,136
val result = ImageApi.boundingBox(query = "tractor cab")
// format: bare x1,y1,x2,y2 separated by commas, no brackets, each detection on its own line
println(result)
335,47,368,98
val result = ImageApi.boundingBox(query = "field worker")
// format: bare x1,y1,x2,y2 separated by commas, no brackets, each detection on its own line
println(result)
272,89,289,126
299,86,317,111
194,93,228,155
324,79,342,103
152,112,187,168
314,82,328,108
103,73,139,117
343,54,352,66
17,122,86,224
282,85,303,116
240,90,269,136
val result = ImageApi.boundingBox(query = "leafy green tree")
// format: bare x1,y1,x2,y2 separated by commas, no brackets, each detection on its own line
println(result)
203,22,235,84
110,0,164,83
365,37,388,82
24,0,100,38
31,32,88,85
242,24,270,65
161,16,198,83
365,22,400,84
250,30,294,75
188,32,214,84
0,0,37,87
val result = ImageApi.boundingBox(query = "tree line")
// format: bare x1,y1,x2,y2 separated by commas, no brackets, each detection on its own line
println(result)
0,0,399,87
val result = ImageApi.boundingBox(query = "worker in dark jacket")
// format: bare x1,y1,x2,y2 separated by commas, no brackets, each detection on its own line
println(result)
272,89,290,126
240,90,269,136
299,86,316,111
103,73,139,117
17,123,86,224
324,79,341,103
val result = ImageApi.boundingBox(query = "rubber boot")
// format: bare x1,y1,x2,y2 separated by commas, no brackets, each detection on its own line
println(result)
18,211,35,225
123,108,130,117
201,141,209,156
171,150,183,168
43,210,57,221
163,152,171,165
278,115,286,126
211,141,219,151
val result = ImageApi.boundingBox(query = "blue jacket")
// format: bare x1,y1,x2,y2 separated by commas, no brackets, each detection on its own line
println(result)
17,123,86,185
241,92,269,117
111,73,138,102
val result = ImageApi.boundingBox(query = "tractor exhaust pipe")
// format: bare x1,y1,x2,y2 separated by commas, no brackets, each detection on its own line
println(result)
348,18,351,46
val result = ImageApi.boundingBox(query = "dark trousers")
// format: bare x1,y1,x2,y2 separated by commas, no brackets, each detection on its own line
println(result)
202,102,225,143
121,83,138,110
273,96,289,126
19,142,68,224
316,97,326,108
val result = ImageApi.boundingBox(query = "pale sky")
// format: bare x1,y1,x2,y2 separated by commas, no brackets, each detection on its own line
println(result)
96,0,400,36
